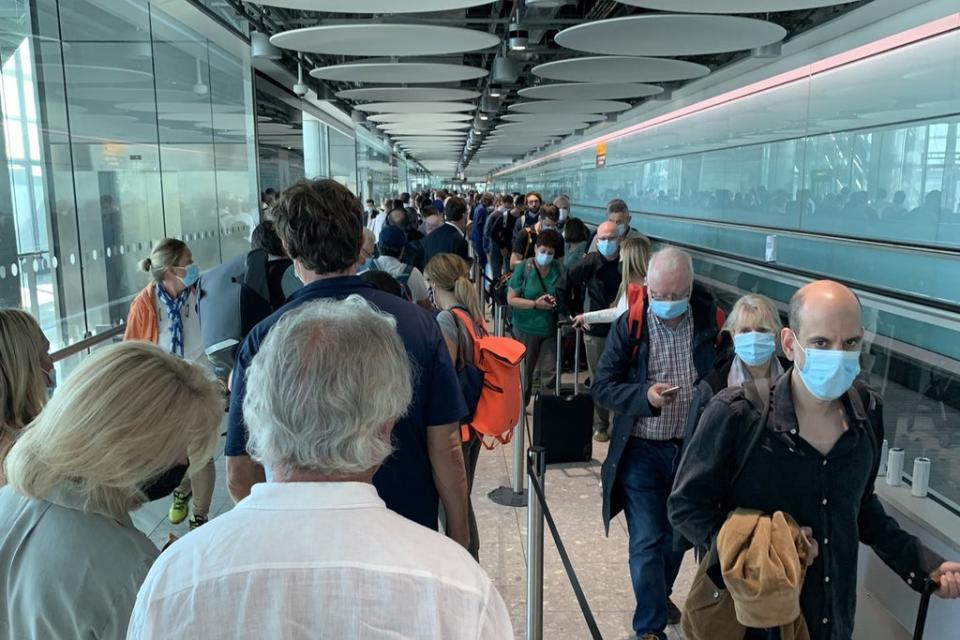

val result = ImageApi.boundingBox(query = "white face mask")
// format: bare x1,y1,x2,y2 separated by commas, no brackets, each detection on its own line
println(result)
559,207,569,221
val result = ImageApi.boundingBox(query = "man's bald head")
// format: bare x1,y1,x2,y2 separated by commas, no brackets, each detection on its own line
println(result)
647,247,694,299
789,280,861,337
596,221,618,240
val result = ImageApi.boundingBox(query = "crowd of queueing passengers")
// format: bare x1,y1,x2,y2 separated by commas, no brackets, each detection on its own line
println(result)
0,180,959,640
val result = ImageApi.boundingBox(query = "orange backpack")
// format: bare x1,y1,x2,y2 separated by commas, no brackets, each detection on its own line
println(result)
450,308,527,447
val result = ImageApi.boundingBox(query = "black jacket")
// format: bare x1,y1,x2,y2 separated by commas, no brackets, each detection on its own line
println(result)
669,376,944,640
555,252,621,337
422,223,469,265
592,285,726,533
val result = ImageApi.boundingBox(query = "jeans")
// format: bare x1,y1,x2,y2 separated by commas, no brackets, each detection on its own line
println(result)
583,334,610,434
514,328,557,406
176,458,216,517
463,433,482,561
619,438,686,638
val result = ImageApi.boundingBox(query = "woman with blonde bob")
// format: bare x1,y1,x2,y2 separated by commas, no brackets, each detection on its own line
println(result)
0,341,223,640
424,252,487,561
572,236,652,329
723,293,786,397
0,309,53,483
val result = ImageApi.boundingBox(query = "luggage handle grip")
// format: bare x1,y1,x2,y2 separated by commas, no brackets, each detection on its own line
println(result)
555,323,584,396
914,577,939,640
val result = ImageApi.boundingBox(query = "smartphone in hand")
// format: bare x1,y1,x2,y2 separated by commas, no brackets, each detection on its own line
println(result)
660,385,681,399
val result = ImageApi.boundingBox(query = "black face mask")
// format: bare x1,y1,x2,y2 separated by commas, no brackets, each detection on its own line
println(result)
140,464,189,502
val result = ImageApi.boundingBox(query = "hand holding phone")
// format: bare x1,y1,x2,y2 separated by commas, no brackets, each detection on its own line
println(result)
648,383,681,408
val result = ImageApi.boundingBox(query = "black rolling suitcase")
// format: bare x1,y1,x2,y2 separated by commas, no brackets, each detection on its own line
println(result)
532,321,594,465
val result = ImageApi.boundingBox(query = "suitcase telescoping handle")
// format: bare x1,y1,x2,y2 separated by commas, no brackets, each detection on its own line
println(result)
555,320,583,396
914,578,939,640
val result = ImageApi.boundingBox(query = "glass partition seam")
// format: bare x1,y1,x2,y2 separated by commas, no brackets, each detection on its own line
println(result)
205,40,224,264
146,5,167,238
50,0,91,341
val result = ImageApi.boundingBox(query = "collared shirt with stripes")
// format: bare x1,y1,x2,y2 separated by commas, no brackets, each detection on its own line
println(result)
633,307,697,441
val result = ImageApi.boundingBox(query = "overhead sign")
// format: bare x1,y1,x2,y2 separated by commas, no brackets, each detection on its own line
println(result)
595,142,607,168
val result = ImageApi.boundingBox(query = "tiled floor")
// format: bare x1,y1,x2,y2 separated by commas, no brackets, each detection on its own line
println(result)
131,420,696,640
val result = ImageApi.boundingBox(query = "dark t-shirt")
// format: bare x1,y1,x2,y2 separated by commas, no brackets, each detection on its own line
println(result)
225,276,467,530
594,257,621,312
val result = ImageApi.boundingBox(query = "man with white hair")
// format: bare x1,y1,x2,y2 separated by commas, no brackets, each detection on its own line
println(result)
129,297,513,639
593,247,728,640
225,179,470,549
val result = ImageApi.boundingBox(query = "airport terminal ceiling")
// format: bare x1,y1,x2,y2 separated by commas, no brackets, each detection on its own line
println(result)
219,0,871,179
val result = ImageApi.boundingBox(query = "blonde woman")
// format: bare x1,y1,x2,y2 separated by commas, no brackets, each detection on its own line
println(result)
0,309,53,483
722,293,786,400
125,238,215,529
425,253,487,561
684,293,786,442
0,341,222,640
572,236,652,330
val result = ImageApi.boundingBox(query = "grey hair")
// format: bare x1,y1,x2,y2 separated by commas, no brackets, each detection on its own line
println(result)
243,295,413,475
647,247,694,287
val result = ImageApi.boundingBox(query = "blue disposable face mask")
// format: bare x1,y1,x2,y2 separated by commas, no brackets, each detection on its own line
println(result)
650,298,689,320
734,331,777,367
793,332,861,401
44,367,57,398
535,252,553,267
616,223,627,237
178,263,200,288
596,238,618,258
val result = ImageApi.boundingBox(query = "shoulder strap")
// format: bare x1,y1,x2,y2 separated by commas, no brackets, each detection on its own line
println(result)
730,381,770,487
517,259,535,293
627,283,647,361
396,264,414,283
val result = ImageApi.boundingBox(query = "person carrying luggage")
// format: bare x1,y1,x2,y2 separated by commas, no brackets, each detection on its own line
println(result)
507,230,564,406
670,280,960,640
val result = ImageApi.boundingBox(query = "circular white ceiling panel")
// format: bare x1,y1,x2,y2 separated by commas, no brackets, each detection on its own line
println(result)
367,113,473,123
379,121,472,130
555,15,785,57
502,113,606,123
508,99,631,114
336,87,480,102
617,0,858,13
518,82,663,100
311,62,487,84
271,24,498,57
495,122,586,133
252,1,493,13
356,101,475,114
533,56,709,83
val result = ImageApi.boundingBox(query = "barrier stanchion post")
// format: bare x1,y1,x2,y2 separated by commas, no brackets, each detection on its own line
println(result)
494,304,504,337
526,446,546,640
488,353,527,507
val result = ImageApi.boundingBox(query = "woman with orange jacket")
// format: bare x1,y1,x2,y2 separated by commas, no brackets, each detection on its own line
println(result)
125,238,216,529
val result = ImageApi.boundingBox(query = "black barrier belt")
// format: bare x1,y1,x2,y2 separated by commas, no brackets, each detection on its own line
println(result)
527,460,604,640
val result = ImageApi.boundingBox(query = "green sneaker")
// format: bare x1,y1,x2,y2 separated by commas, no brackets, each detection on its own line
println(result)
168,490,189,525
188,514,208,530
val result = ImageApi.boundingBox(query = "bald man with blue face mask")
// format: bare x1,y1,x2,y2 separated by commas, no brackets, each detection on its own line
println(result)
671,280,960,640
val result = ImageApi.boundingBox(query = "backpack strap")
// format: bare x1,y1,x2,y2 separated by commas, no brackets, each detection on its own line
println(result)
396,263,414,284
516,258,535,294
626,283,647,361
730,380,770,487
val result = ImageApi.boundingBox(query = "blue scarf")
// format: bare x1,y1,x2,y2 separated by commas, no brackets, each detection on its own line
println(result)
156,285,191,358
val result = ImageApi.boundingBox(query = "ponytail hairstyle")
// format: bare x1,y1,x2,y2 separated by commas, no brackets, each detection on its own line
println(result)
140,238,188,283
424,254,484,326
617,236,653,303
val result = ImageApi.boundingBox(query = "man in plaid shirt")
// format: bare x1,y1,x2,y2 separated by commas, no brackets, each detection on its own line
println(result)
593,248,728,640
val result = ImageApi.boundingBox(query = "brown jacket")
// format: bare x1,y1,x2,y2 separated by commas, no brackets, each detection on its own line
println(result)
683,509,811,640
124,283,159,344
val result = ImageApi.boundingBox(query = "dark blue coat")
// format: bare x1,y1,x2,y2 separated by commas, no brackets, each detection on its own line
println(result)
592,287,725,534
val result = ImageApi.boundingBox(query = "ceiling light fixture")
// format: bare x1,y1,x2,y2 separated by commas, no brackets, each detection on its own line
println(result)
508,22,528,51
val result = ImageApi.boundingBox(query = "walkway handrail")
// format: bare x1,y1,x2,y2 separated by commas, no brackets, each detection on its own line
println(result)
50,325,124,363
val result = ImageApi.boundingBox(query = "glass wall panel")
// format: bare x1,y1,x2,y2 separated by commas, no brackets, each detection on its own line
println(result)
356,129,396,204
492,25,960,506
0,0,258,355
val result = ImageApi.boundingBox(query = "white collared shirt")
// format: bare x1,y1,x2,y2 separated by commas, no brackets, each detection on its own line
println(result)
128,482,512,640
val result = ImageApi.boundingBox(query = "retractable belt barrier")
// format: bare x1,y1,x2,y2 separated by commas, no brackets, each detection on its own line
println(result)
488,300,527,508
526,446,603,640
